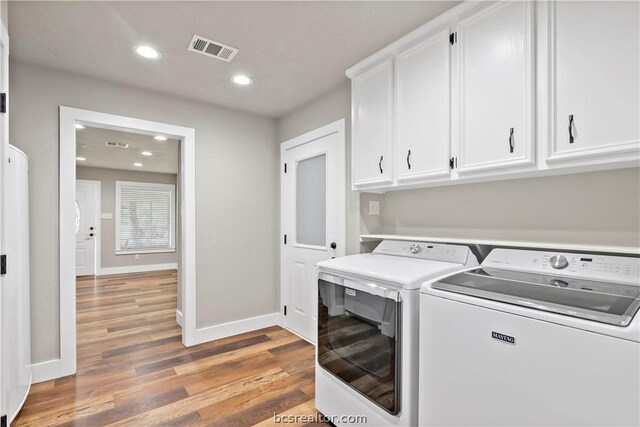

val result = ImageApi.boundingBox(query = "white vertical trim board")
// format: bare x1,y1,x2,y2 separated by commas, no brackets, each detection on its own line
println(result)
176,309,184,328
0,20,9,409
55,107,197,383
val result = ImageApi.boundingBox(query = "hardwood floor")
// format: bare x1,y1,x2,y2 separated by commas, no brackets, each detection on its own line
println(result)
14,270,326,427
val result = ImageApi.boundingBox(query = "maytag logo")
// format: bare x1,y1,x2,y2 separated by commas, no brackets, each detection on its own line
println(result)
492,331,515,344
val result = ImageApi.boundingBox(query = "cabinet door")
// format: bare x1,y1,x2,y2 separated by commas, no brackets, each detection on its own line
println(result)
396,30,451,183
548,1,640,164
352,59,394,188
456,1,535,174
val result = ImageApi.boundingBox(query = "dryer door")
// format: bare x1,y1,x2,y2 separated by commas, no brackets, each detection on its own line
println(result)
317,277,401,414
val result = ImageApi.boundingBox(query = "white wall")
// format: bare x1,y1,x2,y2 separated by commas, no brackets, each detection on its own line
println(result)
10,61,279,363
76,166,178,270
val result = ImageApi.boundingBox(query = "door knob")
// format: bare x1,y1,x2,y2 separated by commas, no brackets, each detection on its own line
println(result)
330,242,337,249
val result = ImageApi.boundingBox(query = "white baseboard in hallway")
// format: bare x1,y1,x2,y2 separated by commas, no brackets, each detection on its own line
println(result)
97,263,178,276
192,312,280,346
176,309,184,327
30,358,74,384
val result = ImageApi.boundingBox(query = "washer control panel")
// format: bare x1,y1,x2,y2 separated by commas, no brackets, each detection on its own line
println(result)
373,240,475,265
484,248,640,285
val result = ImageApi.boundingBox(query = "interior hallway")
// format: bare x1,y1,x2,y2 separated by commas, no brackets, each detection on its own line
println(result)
13,271,322,426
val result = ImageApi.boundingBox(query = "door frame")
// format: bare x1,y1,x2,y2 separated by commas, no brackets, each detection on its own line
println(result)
47,106,197,383
279,118,346,337
0,20,8,421
75,179,101,276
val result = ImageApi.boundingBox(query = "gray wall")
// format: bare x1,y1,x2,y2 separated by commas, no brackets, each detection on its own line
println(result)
277,79,640,253
10,61,279,363
382,168,640,248
76,166,178,269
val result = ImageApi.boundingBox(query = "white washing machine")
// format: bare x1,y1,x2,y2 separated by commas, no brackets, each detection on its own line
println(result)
419,248,640,426
316,240,478,426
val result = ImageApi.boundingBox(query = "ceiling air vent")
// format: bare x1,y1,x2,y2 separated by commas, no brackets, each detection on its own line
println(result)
188,34,238,62
105,141,129,149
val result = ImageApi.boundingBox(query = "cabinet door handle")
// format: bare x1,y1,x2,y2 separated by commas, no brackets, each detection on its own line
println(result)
568,114,575,144
407,150,411,170
509,128,515,153
379,156,384,174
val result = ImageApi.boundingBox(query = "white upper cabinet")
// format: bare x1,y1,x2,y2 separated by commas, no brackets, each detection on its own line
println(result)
547,1,640,165
346,0,638,192
395,30,452,184
351,59,394,189
455,1,535,175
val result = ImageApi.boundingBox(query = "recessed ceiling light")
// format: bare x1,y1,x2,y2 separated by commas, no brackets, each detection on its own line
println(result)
134,162,143,167
154,135,167,141
135,45,161,60
141,151,153,156
75,124,85,130
76,156,86,161
232,75,253,85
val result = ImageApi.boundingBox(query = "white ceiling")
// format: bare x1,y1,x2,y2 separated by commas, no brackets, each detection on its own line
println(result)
76,126,179,174
9,1,459,118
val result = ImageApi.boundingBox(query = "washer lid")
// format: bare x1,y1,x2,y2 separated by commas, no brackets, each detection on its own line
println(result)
431,268,640,327
317,253,472,290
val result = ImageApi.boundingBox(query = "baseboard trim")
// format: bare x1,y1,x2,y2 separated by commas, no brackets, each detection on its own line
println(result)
32,312,278,382
192,312,280,346
30,358,74,384
97,263,178,276
176,309,184,328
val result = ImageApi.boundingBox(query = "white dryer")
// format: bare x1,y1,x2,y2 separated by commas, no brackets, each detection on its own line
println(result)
316,240,478,427
419,248,640,426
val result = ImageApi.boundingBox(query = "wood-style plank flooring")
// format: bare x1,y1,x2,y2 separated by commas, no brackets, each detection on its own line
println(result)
14,270,326,426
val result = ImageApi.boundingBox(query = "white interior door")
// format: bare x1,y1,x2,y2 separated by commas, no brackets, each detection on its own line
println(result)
281,120,345,343
75,180,98,276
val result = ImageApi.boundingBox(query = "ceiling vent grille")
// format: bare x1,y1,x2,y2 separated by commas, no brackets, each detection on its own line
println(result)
188,34,238,62
105,141,129,149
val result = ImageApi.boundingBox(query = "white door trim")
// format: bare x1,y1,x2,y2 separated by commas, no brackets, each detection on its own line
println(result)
48,106,197,383
279,118,346,331
76,179,101,276
0,20,8,417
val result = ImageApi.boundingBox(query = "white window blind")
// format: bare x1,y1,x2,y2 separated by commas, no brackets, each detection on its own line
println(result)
116,181,176,253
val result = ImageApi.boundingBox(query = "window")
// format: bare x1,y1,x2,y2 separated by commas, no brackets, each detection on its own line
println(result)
115,181,176,254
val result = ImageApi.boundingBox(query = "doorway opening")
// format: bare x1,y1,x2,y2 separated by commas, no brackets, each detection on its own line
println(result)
43,107,197,383
74,126,180,277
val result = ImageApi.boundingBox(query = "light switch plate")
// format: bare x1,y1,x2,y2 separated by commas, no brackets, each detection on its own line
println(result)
369,200,380,216
101,213,113,220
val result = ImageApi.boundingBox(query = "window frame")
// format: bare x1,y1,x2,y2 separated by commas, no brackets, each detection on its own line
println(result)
115,180,176,255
